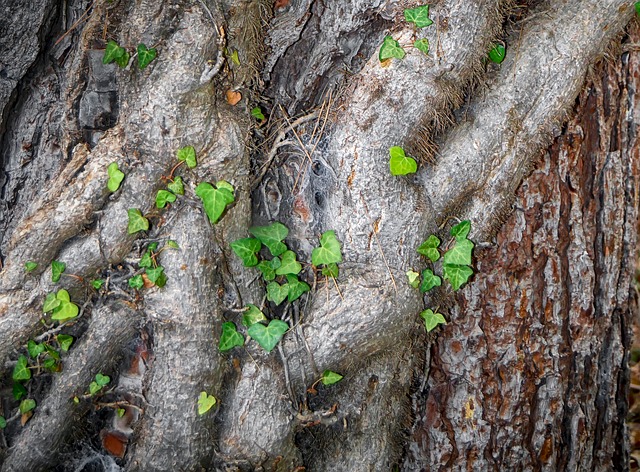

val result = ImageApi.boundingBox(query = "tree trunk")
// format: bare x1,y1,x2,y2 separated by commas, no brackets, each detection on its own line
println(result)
0,0,638,470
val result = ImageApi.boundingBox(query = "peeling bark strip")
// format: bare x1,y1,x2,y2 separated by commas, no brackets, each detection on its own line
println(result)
406,23,640,471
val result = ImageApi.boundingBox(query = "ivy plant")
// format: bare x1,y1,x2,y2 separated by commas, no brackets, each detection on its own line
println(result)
107,162,125,192
219,322,244,352
404,5,433,28
389,146,418,176
43,289,80,322
195,181,235,224
103,40,130,68
321,370,343,386
88,373,110,395
242,305,267,327
247,319,289,353
127,209,149,234
231,238,262,267
197,391,216,415
379,35,406,61
24,261,37,272
249,222,288,257
51,260,66,283
378,5,433,63
177,145,197,169
488,44,506,64
420,308,447,332
251,107,266,121
137,43,157,69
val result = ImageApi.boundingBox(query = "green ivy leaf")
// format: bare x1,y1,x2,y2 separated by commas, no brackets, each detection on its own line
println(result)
117,408,125,417
155,272,168,288
19,399,36,414
96,373,110,386
249,222,288,257
127,209,149,234
43,343,60,360
145,266,165,286
443,238,474,266
229,49,240,65
219,322,244,352
242,304,267,327
107,162,125,192
247,319,289,352
115,50,130,68
420,269,441,293
43,357,58,371
389,146,417,176
167,176,184,195
156,189,177,209
24,261,37,272
57,334,74,352
251,107,265,120
43,293,61,312
137,43,157,69
311,230,343,266
216,180,234,193
442,264,474,291
51,260,66,283
139,248,154,268
0,417,6,429
488,44,506,64
406,270,420,289
266,281,288,305
450,220,471,240
420,309,447,332
177,145,197,168
197,391,216,415
103,40,125,64
12,355,31,381
230,238,262,267
91,279,104,290
322,263,339,278
275,250,302,275
379,35,406,61
128,275,144,289
195,182,235,225
414,38,430,55
321,370,343,386
166,240,179,249
27,340,45,358
416,235,441,262
13,383,27,400
404,5,433,28
286,274,310,302
257,257,280,281
89,381,101,395
50,290,79,321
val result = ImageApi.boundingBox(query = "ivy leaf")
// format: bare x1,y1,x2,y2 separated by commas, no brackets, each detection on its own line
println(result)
51,260,66,283
89,381,101,395
229,49,240,65
24,261,38,272
443,238,474,266
128,275,144,289
195,182,235,225
321,370,343,386
247,319,289,352
19,399,36,414
404,5,433,28
406,270,420,289
0,417,6,429
251,107,265,120
95,373,110,387
242,304,267,327
379,35,406,61
249,222,288,257
414,38,429,55
416,235,441,262
389,146,417,176
311,230,343,266
230,238,262,267
156,189,177,209
27,340,45,359
51,290,79,321
442,264,474,291
91,279,104,290
266,281,288,305
137,43,157,69
488,44,506,64
420,269,441,293
57,334,74,352
114,50,130,68
177,145,197,168
103,40,125,64
322,263,339,278
275,250,302,276
219,322,244,352
197,391,216,415
13,383,27,400
43,292,61,312
257,257,280,281
167,176,184,195
286,275,310,302
145,266,165,286
117,408,125,417
127,209,149,234
450,220,471,240
44,344,60,360
166,240,180,249
107,162,125,192
420,309,447,332
12,355,31,381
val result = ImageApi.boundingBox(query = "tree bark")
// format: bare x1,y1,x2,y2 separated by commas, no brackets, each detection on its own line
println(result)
0,0,638,470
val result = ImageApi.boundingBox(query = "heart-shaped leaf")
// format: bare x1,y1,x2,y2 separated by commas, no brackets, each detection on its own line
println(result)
145,266,165,285
231,238,262,267
379,35,405,61
442,264,474,291
488,44,506,64
12,355,31,381
257,257,280,281
275,250,302,275
51,260,66,283
266,281,288,305
417,235,441,262
51,290,79,321
0,417,6,428
195,182,235,225
103,40,125,64
321,370,343,386
177,146,197,168
414,38,430,55
167,176,185,195
19,399,36,414
420,269,441,293
95,373,110,387
114,50,130,68
322,263,339,278
404,5,433,28
242,304,267,327
24,261,37,272
406,270,420,288
247,319,289,352
166,240,179,249
127,209,149,234
13,383,27,400
137,43,157,69
128,275,144,289
156,189,176,209
450,220,471,240
57,334,74,352
27,340,45,358
420,309,447,332
286,275,310,302
249,222,288,257
251,107,265,120
443,238,474,266
197,391,216,415
107,162,125,192
91,279,104,290
389,146,417,176
219,322,244,352
89,381,101,395
312,230,343,266
43,292,61,312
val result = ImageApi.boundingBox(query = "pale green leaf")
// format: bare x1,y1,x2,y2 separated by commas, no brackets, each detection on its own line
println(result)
107,162,125,192
322,263,339,278
197,391,216,415
195,182,235,225
442,264,474,291
19,399,36,414
389,146,417,176
275,250,302,275
167,176,184,195
251,107,265,120
24,261,38,272
420,309,447,332
442,238,474,266
156,190,176,209
379,35,405,61
43,292,61,312
51,260,66,283
177,145,197,168
321,370,343,386
266,281,288,305
242,304,268,327
127,209,149,234
311,230,343,266
414,38,429,54
406,270,420,288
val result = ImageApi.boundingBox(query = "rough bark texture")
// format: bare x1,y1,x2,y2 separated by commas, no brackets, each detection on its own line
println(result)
0,0,638,470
